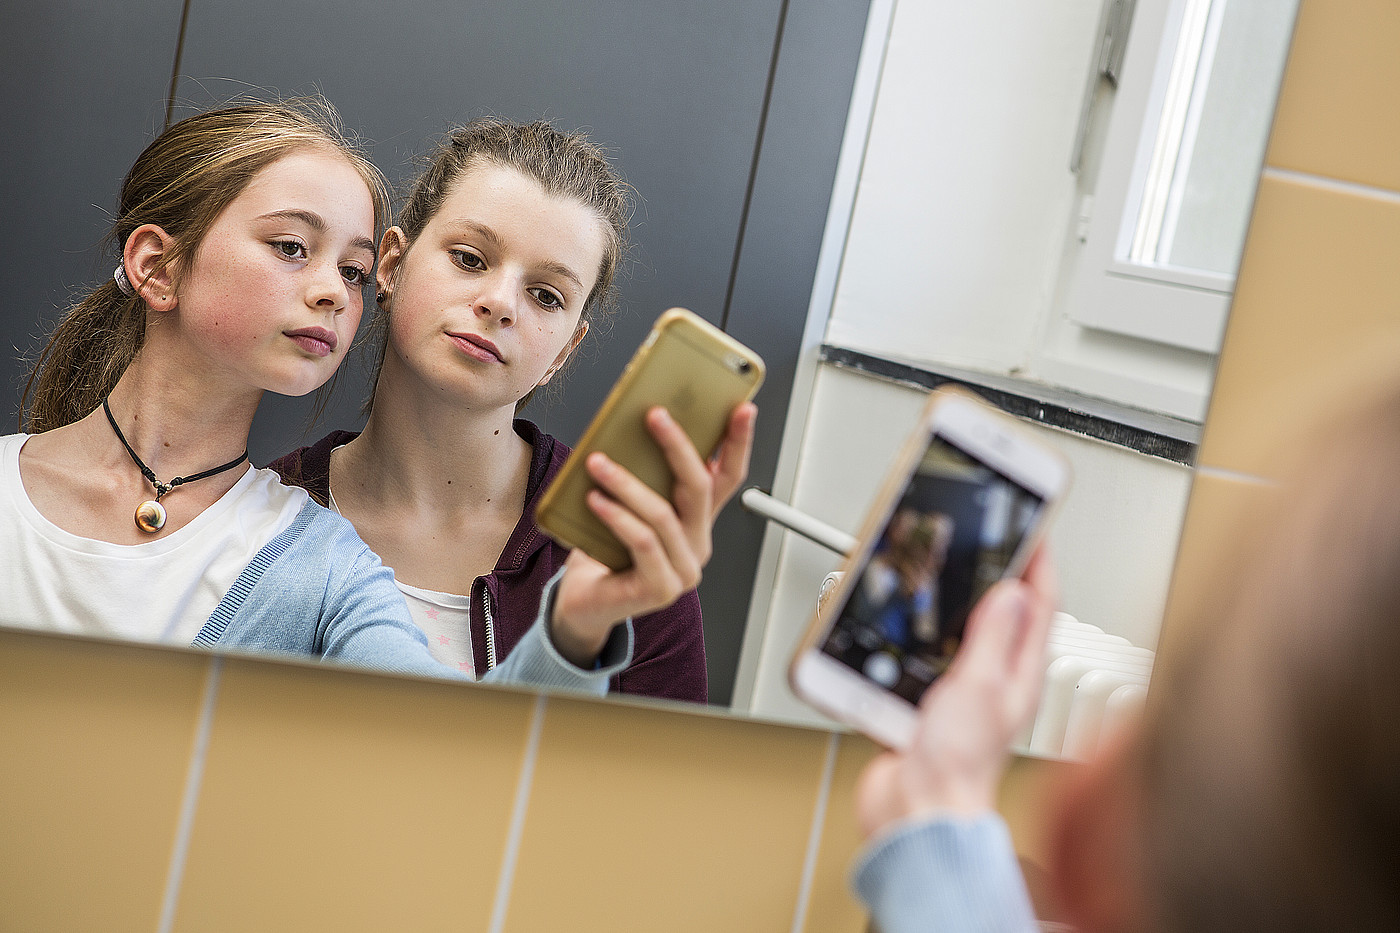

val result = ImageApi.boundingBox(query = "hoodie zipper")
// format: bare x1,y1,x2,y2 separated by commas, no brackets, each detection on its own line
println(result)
482,584,497,671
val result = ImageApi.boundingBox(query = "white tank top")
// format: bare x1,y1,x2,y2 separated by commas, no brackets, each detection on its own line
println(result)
0,433,308,645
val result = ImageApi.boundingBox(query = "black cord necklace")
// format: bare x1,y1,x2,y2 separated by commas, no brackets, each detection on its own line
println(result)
102,397,249,533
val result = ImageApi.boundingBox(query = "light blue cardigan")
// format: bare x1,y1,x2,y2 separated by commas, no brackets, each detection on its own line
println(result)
190,500,632,694
853,814,1039,933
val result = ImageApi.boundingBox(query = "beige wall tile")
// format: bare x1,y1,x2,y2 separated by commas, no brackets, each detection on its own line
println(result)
1155,473,1281,689
1199,174,1400,477
503,697,830,933
0,631,210,933
997,755,1075,870
173,661,534,933
800,731,880,933
1267,0,1400,191
997,755,1077,924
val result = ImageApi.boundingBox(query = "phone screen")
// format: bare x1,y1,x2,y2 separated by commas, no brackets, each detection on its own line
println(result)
818,430,1047,704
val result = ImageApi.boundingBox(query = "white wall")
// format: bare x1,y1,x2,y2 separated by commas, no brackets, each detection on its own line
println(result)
826,0,1101,371
827,0,1222,423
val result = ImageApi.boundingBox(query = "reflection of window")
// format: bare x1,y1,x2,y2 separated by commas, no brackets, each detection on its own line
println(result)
1062,0,1299,354
1129,0,1297,275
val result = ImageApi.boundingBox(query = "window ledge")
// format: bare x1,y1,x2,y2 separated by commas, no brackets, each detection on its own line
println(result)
820,345,1199,465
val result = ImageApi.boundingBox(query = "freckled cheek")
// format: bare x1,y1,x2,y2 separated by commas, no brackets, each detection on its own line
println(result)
203,317,267,353
385,311,418,352
384,297,441,352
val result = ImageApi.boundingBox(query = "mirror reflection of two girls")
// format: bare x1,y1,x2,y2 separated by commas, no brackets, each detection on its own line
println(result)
4,99,754,698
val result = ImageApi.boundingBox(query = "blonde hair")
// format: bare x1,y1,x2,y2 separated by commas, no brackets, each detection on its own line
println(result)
23,98,391,433
363,118,632,413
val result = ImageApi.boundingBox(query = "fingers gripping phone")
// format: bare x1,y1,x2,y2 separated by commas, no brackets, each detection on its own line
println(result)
536,308,765,571
789,387,1070,748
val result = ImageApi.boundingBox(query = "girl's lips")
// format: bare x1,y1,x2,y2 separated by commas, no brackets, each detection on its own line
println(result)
285,327,337,358
448,332,504,363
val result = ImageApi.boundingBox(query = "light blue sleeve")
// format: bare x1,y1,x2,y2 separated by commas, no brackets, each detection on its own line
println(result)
322,553,631,696
212,505,631,695
316,541,469,678
852,813,1039,933
481,567,634,695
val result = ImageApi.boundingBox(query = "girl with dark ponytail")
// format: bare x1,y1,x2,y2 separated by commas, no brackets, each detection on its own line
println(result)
268,120,757,701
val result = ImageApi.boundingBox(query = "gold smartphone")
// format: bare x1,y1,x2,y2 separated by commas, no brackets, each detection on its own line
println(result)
536,308,765,571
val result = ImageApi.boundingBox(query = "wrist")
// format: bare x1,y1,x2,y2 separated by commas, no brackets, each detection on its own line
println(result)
548,606,614,668
900,774,999,823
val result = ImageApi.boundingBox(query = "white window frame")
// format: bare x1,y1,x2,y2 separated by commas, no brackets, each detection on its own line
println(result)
1062,0,1242,355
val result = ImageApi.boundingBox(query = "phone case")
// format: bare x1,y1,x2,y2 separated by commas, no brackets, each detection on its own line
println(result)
536,308,765,571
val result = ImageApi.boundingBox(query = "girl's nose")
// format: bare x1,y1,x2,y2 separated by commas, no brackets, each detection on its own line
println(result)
307,264,350,313
474,276,517,326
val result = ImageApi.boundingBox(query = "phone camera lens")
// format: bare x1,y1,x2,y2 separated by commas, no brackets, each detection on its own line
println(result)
736,358,752,374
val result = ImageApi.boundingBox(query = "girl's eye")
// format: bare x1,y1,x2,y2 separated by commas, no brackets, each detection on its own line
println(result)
450,249,485,271
272,240,308,261
529,287,564,311
340,265,368,286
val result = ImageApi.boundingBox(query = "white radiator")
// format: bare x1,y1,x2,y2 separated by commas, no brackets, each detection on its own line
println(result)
1023,613,1152,760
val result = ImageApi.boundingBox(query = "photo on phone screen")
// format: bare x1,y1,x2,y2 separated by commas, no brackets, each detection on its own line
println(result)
817,430,1047,704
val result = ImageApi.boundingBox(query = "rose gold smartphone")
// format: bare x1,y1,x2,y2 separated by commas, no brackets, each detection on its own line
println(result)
536,308,765,571
789,387,1070,748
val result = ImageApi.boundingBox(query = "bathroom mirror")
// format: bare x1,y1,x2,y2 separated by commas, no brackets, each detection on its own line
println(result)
0,0,1298,746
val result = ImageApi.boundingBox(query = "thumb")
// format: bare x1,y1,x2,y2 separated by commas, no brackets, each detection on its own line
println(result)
955,580,1031,677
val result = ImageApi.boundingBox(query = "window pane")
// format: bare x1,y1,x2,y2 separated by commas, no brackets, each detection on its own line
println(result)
1132,0,1298,277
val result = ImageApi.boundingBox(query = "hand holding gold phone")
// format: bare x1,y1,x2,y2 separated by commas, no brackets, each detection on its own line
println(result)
536,308,765,571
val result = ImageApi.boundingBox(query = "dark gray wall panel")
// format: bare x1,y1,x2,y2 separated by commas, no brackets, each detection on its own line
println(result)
1,1,184,429
701,0,872,703
171,0,784,467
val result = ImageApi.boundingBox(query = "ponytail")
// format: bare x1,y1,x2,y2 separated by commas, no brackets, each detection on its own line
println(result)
23,280,146,433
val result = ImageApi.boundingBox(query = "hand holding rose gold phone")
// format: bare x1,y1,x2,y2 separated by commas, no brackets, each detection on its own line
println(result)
788,387,1070,749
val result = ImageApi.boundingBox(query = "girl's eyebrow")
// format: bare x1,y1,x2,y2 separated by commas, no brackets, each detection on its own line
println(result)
445,220,585,292
257,209,376,255
538,260,585,293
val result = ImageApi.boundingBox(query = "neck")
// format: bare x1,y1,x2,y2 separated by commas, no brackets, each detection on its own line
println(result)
338,361,531,512
102,352,261,479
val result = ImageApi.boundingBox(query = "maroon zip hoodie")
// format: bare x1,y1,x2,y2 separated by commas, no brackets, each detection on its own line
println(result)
267,420,707,703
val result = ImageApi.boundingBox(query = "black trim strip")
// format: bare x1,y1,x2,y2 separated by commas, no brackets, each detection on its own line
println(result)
165,0,193,129
719,0,792,333
820,345,1198,465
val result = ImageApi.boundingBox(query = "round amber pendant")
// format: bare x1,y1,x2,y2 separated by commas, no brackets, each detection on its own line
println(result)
135,499,167,534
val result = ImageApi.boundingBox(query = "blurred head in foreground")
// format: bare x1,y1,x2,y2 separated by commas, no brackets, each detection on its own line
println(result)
1055,384,1400,933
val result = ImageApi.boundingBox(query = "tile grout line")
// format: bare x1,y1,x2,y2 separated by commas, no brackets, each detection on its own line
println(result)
790,730,842,933
1194,464,1275,486
157,656,223,933
1263,166,1400,207
488,692,548,933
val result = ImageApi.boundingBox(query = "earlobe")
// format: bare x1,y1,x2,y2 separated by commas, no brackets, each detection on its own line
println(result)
124,224,178,310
